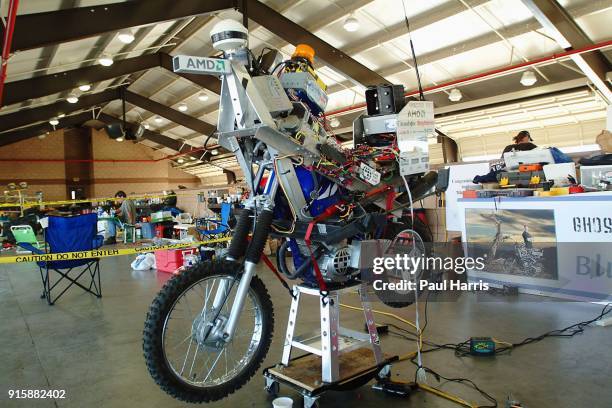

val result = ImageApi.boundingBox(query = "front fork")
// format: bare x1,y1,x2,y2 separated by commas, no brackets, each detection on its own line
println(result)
216,206,275,341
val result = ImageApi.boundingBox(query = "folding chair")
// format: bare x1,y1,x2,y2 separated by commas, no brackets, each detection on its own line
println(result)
196,202,232,238
10,225,42,254
17,213,104,305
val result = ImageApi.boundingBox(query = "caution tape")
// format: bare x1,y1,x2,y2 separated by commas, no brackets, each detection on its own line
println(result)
0,193,176,209
0,236,231,264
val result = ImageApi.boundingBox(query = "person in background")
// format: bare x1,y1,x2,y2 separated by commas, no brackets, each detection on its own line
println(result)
162,190,183,217
114,190,136,225
502,130,537,156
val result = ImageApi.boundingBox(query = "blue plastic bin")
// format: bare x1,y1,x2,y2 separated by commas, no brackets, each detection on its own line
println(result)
141,222,155,239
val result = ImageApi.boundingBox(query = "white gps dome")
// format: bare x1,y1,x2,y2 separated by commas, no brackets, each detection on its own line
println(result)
210,19,249,52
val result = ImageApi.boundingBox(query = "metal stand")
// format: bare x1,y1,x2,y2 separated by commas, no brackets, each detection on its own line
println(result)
264,283,397,408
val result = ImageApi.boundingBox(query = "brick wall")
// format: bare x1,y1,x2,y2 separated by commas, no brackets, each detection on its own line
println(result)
0,130,66,200
0,128,203,201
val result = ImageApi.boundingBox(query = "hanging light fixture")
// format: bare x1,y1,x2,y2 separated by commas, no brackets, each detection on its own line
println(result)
49,117,59,126
78,84,91,92
116,136,124,142
343,14,360,32
448,88,462,102
211,149,219,156
98,54,114,66
154,116,163,124
117,29,135,44
178,103,188,112
66,93,79,104
520,70,537,86
330,117,340,128
198,93,209,102
177,158,185,164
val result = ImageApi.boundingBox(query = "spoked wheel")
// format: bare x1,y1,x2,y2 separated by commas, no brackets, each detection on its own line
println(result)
143,260,274,403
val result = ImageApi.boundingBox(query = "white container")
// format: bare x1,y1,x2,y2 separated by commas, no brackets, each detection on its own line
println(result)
272,397,293,408
579,165,612,189
543,162,577,186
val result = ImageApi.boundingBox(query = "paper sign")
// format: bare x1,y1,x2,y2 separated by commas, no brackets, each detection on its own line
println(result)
396,101,434,176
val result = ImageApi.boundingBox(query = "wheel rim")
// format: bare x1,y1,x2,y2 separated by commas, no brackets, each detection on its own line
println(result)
161,274,263,388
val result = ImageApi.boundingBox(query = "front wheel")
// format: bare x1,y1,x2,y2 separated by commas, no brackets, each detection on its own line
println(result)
143,260,274,403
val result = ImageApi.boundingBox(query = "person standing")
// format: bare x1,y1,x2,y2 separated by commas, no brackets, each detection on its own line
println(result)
502,130,537,155
114,190,136,225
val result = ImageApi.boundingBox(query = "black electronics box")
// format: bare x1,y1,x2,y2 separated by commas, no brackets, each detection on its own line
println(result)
365,85,405,116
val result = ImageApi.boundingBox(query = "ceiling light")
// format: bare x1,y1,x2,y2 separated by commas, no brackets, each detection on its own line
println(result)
330,117,340,128
178,103,188,112
66,93,79,104
177,158,185,164
98,54,114,66
117,29,135,44
154,116,163,124
198,93,209,102
343,15,360,32
49,118,59,126
448,88,462,102
211,149,219,155
190,156,197,160
78,84,91,92
142,122,150,130
116,137,124,142
520,70,537,86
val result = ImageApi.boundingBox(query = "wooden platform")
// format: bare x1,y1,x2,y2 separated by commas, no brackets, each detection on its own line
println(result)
266,348,396,392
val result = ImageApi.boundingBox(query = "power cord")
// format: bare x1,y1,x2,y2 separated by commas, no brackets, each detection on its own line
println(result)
451,303,612,357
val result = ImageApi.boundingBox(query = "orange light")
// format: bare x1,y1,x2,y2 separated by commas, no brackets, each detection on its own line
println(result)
292,44,315,65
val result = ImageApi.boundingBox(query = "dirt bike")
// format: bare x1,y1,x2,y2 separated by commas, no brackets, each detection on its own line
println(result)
142,19,439,403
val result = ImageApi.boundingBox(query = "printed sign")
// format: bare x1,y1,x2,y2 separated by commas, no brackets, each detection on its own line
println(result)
172,55,231,75
396,101,434,176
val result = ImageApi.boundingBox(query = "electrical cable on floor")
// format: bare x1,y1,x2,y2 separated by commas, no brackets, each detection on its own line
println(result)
451,302,612,356
342,293,610,407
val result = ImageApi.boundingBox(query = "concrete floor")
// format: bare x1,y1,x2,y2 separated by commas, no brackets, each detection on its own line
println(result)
1,256,611,408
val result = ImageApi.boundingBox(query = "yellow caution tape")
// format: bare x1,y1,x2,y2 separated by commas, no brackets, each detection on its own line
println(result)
0,236,231,264
0,193,176,209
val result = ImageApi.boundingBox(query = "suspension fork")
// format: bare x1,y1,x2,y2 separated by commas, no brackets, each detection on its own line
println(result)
214,167,279,341
222,208,275,340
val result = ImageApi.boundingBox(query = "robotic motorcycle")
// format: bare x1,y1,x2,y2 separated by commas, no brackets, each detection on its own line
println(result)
143,19,439,403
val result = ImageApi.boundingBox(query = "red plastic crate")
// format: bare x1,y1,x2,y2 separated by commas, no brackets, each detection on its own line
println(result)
155,248,197,274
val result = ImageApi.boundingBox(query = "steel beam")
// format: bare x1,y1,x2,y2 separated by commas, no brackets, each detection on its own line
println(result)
326,0,604,95
2,54,159,107
123,90,216,136
521,0,612,102
0,89,119,133
2,0,233,52
0,112,92,147
97,113,205,160
245,0,386,87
